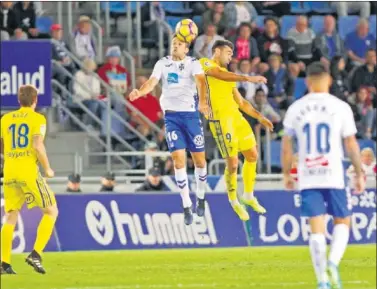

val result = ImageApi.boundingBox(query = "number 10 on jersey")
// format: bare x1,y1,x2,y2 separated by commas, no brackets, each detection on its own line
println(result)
303,122,330,154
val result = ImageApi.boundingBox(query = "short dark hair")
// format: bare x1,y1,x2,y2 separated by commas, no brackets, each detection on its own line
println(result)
306,62,329,77
18,85,38,107
255,88,265,95
264,16,279,26
212,40,234,53
239,22,252,30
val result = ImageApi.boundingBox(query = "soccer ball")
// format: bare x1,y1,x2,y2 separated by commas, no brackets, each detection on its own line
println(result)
175,19,198,43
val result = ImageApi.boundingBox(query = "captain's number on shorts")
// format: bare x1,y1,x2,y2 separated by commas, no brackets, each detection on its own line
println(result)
9,123,29,149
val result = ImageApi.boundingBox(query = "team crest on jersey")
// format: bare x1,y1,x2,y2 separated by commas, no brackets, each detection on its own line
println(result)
179,63,185,71
25,193,35,204
204,61,210,67
193,135,204,146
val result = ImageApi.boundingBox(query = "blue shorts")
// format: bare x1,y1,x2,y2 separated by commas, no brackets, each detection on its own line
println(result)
164,111,205,153
301,188,352,218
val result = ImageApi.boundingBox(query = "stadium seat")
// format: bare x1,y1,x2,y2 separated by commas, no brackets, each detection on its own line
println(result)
358,139,377,153
293,78,307,99
310,16,325,34
166,16,183,30
36,16,53,34
290,2,311,14
264,140,282,168
100,2,145,14
338,16,359,40
280,16,298,39
161,2,192,15
192,15,203,30
255,16,266,29
370,15,376,38
309,2,334,14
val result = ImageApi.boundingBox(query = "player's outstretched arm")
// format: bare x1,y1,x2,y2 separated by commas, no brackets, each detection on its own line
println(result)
281,135,295,190
194,74,209,117
206,67,267,84
129,77,159,101
33,135,54,178
232,88,274,131
344,135,365,194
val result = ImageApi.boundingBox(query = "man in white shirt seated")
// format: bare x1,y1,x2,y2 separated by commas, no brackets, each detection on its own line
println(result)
73,15,96,61
193,23,224,58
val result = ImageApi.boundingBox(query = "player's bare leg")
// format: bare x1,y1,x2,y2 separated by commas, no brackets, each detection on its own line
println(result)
171,149,193,225
191,151,207,217
1,210,19,274
240,147,266,214
224,156,249,221
309,216,330,289
26,204,59,274
327,217,351,289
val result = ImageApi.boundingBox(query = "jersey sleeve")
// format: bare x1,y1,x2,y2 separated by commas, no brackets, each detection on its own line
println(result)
200,58,217,74
283,105,296,136
191,59,204,76
150,60,163,81
32,115,47,138
341,103,357,138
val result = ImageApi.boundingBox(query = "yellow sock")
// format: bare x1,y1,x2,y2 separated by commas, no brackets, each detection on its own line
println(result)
242,161,257,197
1,224,15,264
225,167,238,202
34,215,56,255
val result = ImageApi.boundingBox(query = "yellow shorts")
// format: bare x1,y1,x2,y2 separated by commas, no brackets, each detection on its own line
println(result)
209,114,256,158
3,173,56,213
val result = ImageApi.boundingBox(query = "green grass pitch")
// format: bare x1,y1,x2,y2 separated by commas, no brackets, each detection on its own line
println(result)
1,245,375,289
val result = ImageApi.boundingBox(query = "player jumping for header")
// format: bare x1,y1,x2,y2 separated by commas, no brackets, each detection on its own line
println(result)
281,62,365,289
129,36,208,225
1,85,58,275
199,40,274,221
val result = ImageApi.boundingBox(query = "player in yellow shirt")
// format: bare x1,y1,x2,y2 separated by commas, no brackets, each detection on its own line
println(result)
199,40,274,221
0,85,58,275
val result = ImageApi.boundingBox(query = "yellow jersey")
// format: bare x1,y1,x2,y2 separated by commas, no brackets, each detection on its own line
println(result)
1,107,46,176
199,58,240,119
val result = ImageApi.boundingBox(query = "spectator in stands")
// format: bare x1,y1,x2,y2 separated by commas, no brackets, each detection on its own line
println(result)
98,46,131,99
315,15,345,65
229,58,239,72
73,15,96,61
202,2,228,36
351,49,377,94
287,16,321,77
237,59,268,102
352,87,374,139
330,55,350,102
51,24,76,87
347,148,376,177
251,88,283,138
345,19,376,67
141,1,165,41
66,174,82,193
253,1,290,17
72,58,101,125
13,1,39,39
257,16,288,65
191,2,214,16
99,172,116,192
136,167,165,191
229,23,260,72
129,76,162,129
264,53,294,110
193,23,224,58
0,1,22,40
224,2,257,32
332,2,370,19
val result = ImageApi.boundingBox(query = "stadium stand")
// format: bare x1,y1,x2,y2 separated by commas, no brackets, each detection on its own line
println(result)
338,16,360,40
280,15,298,39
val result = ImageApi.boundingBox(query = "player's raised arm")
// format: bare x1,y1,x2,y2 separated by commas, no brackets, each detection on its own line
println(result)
206,66,267,84
129,60,162,101
232,88,273,131
32,118,54,178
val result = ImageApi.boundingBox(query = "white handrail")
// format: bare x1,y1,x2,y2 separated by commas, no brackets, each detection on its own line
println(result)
105,2,110,40
135,2,142,68
122,50,136,89
90,19,103,63
127,2,132,52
